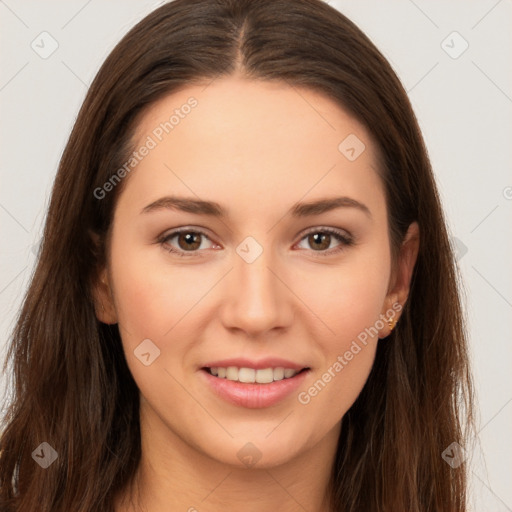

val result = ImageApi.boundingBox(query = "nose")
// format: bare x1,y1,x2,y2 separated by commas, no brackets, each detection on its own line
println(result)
219,243,295,338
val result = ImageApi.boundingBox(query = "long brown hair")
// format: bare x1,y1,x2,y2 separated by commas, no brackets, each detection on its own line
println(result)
0,0,474,510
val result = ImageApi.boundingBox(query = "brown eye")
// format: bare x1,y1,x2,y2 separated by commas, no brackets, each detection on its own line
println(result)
307,232,332,251
160,229,216,257
296,228,354,256
176,232,202,251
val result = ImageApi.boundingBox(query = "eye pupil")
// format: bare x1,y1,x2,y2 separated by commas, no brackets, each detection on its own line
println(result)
178,232,201,250
309,232,330,251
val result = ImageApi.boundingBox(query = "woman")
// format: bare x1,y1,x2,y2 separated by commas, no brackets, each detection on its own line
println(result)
0,0,474,510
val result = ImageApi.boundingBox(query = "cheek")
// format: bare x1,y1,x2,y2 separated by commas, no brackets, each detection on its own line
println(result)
292,246,389,412
108,243,210,403
293,242,390,343
110,240,213,342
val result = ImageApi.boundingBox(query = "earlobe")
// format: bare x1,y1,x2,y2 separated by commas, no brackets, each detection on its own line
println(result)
379,222,420,338
89,229,118,325
378,291,400,339
92,269,118,325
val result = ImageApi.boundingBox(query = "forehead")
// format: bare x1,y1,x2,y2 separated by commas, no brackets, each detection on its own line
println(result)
122,76,385,222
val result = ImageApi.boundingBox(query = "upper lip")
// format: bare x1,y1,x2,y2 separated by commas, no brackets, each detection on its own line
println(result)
201,357,309,370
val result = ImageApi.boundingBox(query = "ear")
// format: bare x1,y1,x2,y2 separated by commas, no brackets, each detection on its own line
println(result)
89,231,118,325
378,221,420,338
92,268,118,325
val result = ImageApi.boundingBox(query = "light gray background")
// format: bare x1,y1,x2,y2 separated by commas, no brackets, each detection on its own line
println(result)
1,1,511,510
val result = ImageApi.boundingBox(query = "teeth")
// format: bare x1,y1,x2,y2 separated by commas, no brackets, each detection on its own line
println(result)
238,367,255,383
226,366,238,380
273,367,284,380
208,366,302,383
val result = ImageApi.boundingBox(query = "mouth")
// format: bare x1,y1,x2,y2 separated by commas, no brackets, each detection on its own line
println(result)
201,366,310,384
200,365,311,408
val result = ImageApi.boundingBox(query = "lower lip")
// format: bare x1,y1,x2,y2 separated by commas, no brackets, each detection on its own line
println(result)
200,368,310,409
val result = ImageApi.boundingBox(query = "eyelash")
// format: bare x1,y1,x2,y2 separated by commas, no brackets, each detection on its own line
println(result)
158,227,354,258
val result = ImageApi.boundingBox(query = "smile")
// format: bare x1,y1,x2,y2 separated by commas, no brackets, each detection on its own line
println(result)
200,366,311,408
205,366,307,383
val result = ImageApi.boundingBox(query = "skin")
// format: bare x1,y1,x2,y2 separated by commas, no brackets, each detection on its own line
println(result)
93,74,419,512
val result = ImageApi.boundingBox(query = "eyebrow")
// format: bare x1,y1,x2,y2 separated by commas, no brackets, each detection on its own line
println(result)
140,195,372,219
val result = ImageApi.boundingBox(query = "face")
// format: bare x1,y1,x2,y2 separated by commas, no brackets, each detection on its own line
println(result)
95,75,417,468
